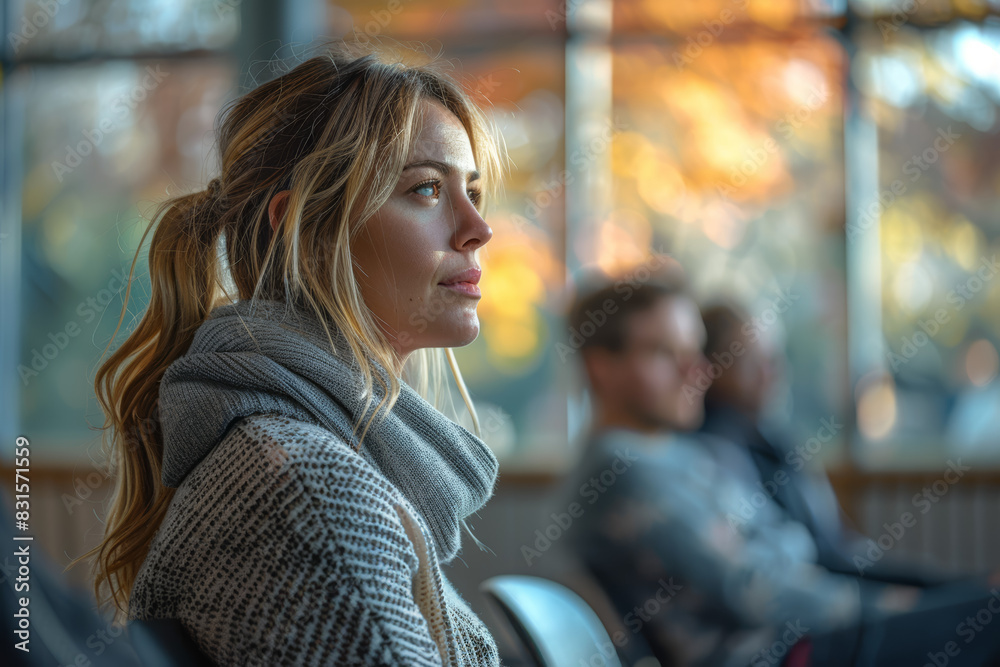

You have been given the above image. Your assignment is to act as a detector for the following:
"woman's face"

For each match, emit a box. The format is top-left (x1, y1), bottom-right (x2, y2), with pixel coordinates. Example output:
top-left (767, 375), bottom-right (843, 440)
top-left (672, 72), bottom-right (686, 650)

top-left (352, 98), bottom-right (492, 364)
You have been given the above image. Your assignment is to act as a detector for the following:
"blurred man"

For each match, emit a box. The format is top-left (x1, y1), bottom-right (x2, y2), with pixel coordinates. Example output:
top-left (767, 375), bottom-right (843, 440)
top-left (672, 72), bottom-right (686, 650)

top-left (555, 262), bottom-right (1000, 667)
top-left (698, 301), bottom-right (949, 587)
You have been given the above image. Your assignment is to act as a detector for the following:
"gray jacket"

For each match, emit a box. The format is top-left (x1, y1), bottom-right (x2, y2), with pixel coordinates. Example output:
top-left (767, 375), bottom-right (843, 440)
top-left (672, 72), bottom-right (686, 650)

top-left (559, 428), bottom-right (861, 667)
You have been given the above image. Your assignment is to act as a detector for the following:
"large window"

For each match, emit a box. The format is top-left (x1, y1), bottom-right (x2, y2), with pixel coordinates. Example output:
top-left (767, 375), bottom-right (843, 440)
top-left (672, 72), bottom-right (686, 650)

top-left (601, 11), bottom-right (850, 465)
top-left (2, 0), bottom-right (240, 462)
top-left (848, 14), bottom-right (1000, 467)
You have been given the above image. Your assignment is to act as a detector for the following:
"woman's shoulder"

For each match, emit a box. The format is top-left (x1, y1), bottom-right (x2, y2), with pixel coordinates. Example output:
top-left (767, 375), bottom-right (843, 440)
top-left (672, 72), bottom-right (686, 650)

top-left (209, 412), bottom-right (394, 491)
top-left (201, 413), bottom-right (421, 530)
top-left (144, 413), bottom-right (419, 568)
top-left (130, 413), bottom-right (459, 665)
top-left (132, 413), bottom-right (425, 613)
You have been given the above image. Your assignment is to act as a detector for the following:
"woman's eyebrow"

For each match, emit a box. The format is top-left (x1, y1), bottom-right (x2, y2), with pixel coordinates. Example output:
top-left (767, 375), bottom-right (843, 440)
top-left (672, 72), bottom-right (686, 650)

top-left (402, 159), bottom-right (480, 182)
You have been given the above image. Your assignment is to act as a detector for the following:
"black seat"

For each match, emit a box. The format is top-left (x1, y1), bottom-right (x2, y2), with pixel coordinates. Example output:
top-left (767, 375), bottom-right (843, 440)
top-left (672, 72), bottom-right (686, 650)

top-left (1, 495), bottom-right (215, 666)
top-left (127, 617), bottom-right (216, 666)
top-left (1, 495), bottom-right (142, 666)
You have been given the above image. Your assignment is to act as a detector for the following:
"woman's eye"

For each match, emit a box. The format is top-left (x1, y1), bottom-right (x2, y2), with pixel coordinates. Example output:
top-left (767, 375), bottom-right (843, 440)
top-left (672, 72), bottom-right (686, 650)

top-left (468, 190), bottom-right (482, 205)
top-left (413, 181), bottom-right (440, 198)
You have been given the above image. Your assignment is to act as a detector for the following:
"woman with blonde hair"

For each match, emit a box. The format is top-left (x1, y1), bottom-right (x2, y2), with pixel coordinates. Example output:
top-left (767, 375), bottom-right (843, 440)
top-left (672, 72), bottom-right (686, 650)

top-left (77, 41), bottom-right (505, 665)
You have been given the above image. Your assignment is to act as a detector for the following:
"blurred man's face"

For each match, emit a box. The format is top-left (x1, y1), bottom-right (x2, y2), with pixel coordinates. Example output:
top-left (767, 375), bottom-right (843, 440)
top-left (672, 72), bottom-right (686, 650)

top-left (593, 295), bottom-right (709, 432)
top-left (711, 329), bottom-right (779, 416)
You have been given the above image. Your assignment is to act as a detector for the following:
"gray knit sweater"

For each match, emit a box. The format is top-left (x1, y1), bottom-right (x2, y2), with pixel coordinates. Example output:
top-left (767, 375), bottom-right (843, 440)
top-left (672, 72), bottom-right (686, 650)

top-left (128, 299), bottom-right (501, 666)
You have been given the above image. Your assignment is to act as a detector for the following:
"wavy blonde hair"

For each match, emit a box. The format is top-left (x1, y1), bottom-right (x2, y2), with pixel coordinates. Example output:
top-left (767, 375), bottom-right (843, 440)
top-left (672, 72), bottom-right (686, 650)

top-left (73, 39), bottom-right (505, 622)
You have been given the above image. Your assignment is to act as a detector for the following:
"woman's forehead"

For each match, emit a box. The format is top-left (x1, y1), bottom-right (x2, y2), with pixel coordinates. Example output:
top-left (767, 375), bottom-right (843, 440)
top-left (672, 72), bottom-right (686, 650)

top-left (407, 100), bottom-right (476, 169)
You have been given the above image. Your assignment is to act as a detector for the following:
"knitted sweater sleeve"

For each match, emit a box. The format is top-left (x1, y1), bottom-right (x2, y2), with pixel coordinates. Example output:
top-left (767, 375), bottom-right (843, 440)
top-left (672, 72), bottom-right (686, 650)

top-left (129, 416), bottom-right (456, 666)
top-left (277, 436), bottom-right (450, 665)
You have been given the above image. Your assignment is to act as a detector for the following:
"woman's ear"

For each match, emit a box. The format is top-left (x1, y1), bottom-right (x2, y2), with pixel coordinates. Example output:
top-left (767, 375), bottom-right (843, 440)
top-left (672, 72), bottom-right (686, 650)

top-left (268, 190), bottom-right (291, 232)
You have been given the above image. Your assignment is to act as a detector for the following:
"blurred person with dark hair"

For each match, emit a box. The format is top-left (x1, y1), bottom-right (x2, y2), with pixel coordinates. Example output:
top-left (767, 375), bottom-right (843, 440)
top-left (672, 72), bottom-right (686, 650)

top-left (698, 300), bottom-right (949, 586)
top-left (553, 260), bottom-right (1000, 667)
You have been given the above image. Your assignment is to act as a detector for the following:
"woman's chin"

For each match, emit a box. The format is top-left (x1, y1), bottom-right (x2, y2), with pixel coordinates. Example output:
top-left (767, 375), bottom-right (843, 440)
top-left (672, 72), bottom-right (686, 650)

top-left (451, 325), bottom-right (480, 348)
top-left (405, 311), bottom-right (480, 349)
top-left (443, 316), bottom-right (481, 348)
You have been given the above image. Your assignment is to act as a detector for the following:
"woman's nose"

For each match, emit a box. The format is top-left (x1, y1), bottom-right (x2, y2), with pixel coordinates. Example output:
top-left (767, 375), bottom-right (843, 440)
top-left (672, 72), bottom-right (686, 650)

top-left (453, 196), bottom-right (492, 250)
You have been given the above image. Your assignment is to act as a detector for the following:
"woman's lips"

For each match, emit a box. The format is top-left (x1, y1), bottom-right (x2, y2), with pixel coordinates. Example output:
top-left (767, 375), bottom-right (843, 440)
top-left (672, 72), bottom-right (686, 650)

top-left (440, 281), bottom-right (481, 297)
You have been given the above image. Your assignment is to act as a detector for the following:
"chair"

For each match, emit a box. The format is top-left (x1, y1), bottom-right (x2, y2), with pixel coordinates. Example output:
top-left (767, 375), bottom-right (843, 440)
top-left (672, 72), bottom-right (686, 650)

top-left (0, 494), bottom-right (214, 666)
top-left (480, 575), bottom-right (623, 667)
top-left (547, 555), bottom-right (659, 665)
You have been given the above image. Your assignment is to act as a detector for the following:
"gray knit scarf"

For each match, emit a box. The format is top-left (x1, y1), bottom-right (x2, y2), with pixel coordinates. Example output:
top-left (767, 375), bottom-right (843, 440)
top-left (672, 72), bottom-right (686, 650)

top-left (156, 298), bottom-right (499, 564)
